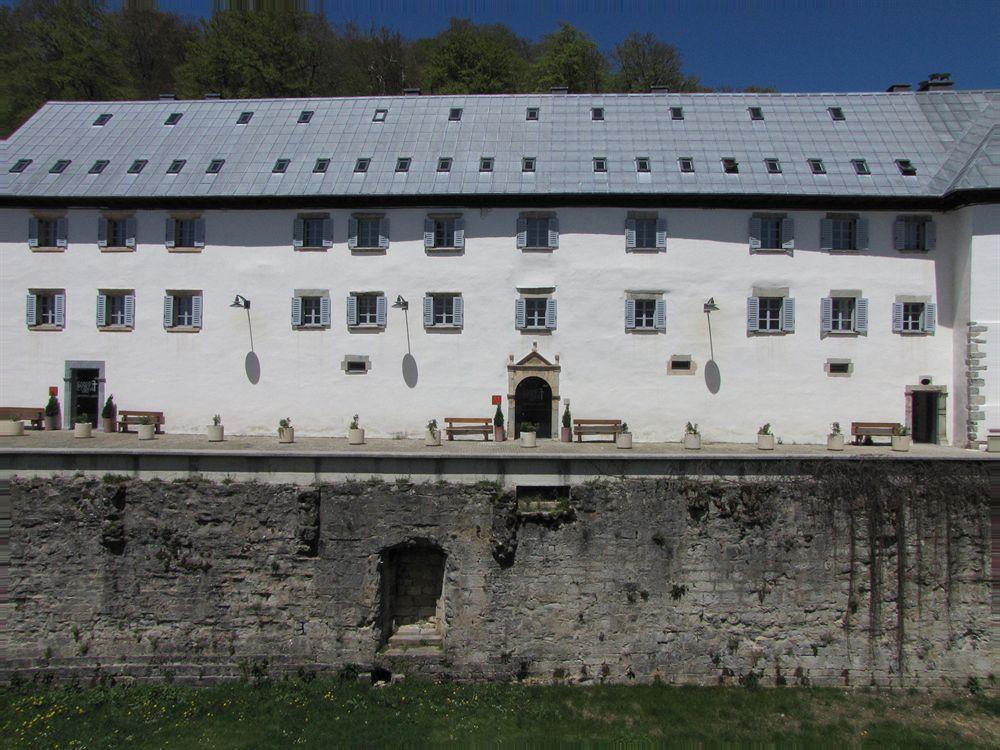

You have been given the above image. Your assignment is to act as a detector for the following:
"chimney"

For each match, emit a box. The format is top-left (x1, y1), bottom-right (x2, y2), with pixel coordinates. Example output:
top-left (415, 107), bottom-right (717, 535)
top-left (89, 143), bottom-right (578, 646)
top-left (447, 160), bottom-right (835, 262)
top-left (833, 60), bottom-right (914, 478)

top-left (650, 85), bottom-right (669, 94)
top-left (550, 86), bottom-right (569, 95)
top-left (204, 92), bottom-right (221, 99)
top-left (159, 93), bottom-right (175, 100)
top-left (918, 73), bottom-right (954, 91)
top-left (886, 83), bottom-right (912, 92)
top-left (403, 87), bottom-right (421, 96)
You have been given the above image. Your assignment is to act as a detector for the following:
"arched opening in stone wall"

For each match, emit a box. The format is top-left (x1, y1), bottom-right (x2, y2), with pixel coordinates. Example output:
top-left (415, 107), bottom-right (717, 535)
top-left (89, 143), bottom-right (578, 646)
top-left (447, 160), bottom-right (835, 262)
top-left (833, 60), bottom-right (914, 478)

top-left (378, 542), bottom-right (447, 652)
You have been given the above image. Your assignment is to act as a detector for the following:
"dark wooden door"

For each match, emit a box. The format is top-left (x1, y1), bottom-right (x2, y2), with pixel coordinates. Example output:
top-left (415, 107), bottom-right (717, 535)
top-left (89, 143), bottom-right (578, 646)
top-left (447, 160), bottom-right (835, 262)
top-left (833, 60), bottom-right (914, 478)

top-left (912, 391), bottom-right (938, 443)
top-left (515, 377), bottom-right (552, 438)
top-left (71, 368), bottom-right (100, 426)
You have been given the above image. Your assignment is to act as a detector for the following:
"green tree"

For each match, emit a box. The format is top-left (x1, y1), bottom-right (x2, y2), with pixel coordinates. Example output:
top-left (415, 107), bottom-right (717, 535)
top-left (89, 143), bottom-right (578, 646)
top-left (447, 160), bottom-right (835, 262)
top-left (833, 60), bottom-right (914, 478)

top-left (530, 22), bottom-right (608, 92)
top-left (333, 24), bottom-right (418, 96)
top-left (112, 5), bottom-right (196, 99)
top-left (417, 18), bottom-right (529, 94)
top-left (612, 32), bottom-right (699, 92)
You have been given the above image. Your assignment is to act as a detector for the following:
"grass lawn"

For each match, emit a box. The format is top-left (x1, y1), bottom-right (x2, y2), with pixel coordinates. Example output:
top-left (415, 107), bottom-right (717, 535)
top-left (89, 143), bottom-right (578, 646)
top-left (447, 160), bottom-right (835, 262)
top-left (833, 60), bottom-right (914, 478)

top-left (2, 678), bottom-right (997, 748)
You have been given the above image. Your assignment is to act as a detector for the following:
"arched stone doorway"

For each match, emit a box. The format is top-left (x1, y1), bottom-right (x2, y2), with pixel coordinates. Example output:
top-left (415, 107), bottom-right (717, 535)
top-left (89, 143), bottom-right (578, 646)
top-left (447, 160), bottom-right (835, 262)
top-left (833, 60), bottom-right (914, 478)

top-left (507, 344), bottom-right (560, 439)
top-left (515, 377), bottom-right (553, 438)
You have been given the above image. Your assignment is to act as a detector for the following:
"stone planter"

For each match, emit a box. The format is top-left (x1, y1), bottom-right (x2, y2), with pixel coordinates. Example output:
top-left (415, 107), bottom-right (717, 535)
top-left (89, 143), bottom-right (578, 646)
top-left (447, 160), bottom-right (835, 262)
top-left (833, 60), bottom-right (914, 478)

top-left (137, 424), bottom-right (156, 441)
top-left (101, 418), bottom-right (116, 434)
top-left (278, 427), bottom-right (295, 444)
top-left (988, 433), bottom-right (1000, 453)
top-left (73, 422), bottom-right (93, 439)
top-left (616, 432), bottom-right (633, 449)
top-left (891, 435), bottom-right (911, 452)
top-left (207, 425), bottom-right (225, 442)
top-left (757, 433), bottom-right (776, 450)
top-left (425, 430), bottom-right (441, 447)
top-left (0, 421), bottom-right (25, 437)
top-left (44, 414), bottom-right (60, 431)
top-left (348, 428), bottom-right (365, 445)
top-left (493, 426), bottom-right (506, 443)
top-left (560, 426), bottom-right (572, 442)
top-left (827, 434), bottom-right (845, 451)
top-left (520, 431), bottom-right (537, 448)
top-left (683, 433), bottom-right (702, 450)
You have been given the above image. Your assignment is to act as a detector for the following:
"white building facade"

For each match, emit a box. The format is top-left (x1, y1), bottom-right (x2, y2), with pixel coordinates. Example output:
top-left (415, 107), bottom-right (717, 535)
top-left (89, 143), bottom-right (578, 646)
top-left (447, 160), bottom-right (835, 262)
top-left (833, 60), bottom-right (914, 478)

top-left (1, 90), bottom-right (997, 445)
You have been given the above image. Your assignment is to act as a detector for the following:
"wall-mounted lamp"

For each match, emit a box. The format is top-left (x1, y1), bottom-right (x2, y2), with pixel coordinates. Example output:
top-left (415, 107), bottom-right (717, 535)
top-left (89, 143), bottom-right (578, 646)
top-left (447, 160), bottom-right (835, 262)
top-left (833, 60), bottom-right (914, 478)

top-left (392, 295), bottom-right (409, 311)
top-left (230, 294), bottom-right (251, 310)
top-left (703, 297), bottom-right (719, 313)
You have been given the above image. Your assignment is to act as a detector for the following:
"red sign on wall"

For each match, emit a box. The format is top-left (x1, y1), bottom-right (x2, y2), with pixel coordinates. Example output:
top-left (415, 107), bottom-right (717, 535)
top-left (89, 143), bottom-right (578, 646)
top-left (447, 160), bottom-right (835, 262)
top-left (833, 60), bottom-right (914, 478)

top-left (49, 386), bottom-right (58, 397)
top-left (491, 395), bottom-right (502, 406)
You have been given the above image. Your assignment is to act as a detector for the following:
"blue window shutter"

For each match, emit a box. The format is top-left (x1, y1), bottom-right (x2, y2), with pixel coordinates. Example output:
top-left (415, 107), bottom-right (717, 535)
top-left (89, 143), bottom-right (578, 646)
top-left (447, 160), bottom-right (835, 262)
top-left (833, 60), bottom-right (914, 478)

top-left (25, 294), bottom-right (37, 326)
top-left (322, 217), bottom-right (333, 247)
top-left (655, 218), bottom-right (667, 249)
top-left (820, 297), bottom-right (833, 333)
top-left (855, 297), bottom-right (869, 334)
top-left (746, 297), bottom-right (760, 332)
top-left (194, 218), bottom-right (205, 247)
top-left (346, 296), bottom-right (358, 326)
top-left (28, 217), bottom-right (39, 248)
top-left (378, 218), bottom-right (389, 249)
top-left (781, 218), bottom-right (795, 250)
top-left (98, 217), bottom-right (109, 247)
top-left (96, 294), bottom-right (107, 327)
top-left (654, 299), bottom-right (666, 331)
top-left (319, 296), bottom-right (330, 326)
top-left (923, 303), bottom-right (936, 333)
top-left (454, 218), bottom-right (465, 249)
top-left (516, 217), bottom-right (527, 249)
top-left (781, 297), bottom-right (795, 333)
top-left (892, 302), bottom-right (904, 333)
top-left (424, 218), bottom-right (435, 248)
top-left (515, 298), bottom-right (526, 329)
top-left (924, 221), bottom-right (936, 251)
top-left (192, 294), bottom-right (203, 329)
top-left (820, 219), bottom-right (833, 250)
top-left (125, 217), bottom-right (136, 248)
top-left (293, 218), bottom-right (305, 248)
top-left (545, 298), bottom-right (557, 329)
top-left (163, 295), bottom-right (174, 328)
top-left (625, 218), bottom-right (637, 250)
top-left (56, 217), bottom-right (68, 248)
top-left (749, 217), bottom-right (762, 250)
top-left (624, 299), bottom-right (636, 329)
top-left (376, 295), bottom-right (387, 326)
top-left (124, 294), bottom-right (135, 327)
top-left (54, 293), bottom-right (65, 327)
top-left (893, 220), bottom-right (906, 250)
top-left (453, 296), bottom-right (464, 327)
top-left (165, 218), bottom-right (176, 248)
top-left (856, 218), bottom-right (869, 250)
top-left (423, 295), bottom-right (434, 326)
top-left (548, 216), bottom-right (559, 248)
top-left (348, 217), bottom-right (358, 249)
top-left (291, 297), bottom-right (303, 327)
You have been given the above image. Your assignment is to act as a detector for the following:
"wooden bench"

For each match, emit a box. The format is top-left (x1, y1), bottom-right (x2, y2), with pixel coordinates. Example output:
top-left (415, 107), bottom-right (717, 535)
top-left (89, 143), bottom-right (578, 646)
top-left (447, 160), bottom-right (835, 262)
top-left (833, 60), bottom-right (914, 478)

top-left (573, 418), bottom-right (622, 442)
top-left (118, 410), bottom-right (165, 434)
top-left (444, 417), bottom-right (492, 441)
top-left (0, 407), bottom-right (45, 430)
top-left (851, 422), bottom-right (901, 445)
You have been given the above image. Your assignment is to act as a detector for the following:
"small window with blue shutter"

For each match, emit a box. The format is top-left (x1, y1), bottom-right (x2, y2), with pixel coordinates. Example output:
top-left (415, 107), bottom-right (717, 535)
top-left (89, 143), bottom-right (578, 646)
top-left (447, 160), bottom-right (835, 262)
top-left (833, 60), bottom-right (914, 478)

top-left (895, 215), bottom-right (935, 252)
top-left (348, 293), bottom-right (386, 329)
top-left (292, 293), bottom-right (330, 329)
top-left (98, 290), bottom-right (135, 329)
top-left (822, 296), bottom-right (864, 334)
top-left (895, 300), bottom-right (936, 334)
top-left (518, 213), bottom-right (557, 250)
top-left (517, 296), bottom-right (556, 331)
top-left (625, 295), bottom-right (666, 332)
top-left (294, 214), bottom-right (332, 250)
top-left (167, 216), bottom-right (204, 250)
top-left (748, 295), bottom-right (788, 333)
top-left (425, 215), bottom-right (464, 250)
top-left (750, 213), bottom-right (791, 252)
top-left (26, 289), bottom-right (65, 329)
top-left (350, 215), bottom-right (385, 250)
top-left (823, 214), bottom-right (865, 252)
top-left (424, 293), bottom-right (463, 329)
top-left (626, 212), bottom-right (666, 251)
top-left (99, 216), bottom-right (135, 250)
top-left (164, 291), bottom-right (203, 330)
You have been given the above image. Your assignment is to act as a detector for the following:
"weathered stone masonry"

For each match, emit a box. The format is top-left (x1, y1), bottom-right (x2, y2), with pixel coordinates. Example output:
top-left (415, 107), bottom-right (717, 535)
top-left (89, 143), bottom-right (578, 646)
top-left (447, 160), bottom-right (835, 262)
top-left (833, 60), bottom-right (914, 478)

top-left (2, 464), bottom-right (993, 687)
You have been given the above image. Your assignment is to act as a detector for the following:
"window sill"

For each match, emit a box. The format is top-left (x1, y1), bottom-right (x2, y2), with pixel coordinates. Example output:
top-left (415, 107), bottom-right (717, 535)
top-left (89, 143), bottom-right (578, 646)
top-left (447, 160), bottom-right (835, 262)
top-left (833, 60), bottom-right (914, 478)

top-left (28, 325), bottom-right (63, 332)
top-left (98, 326), bottom-right (134, 333)
top-left (101, 246), bottom-right (135, 253)
top-left (519, 327), bottom-right (553, 334)
top-left (351, 247), bottom-right (385, 254)
top-left (750, 330), bottom-right (790, 336)
top-left (626, 247), bottom-right (664, 253)
top-left (521, 247), bottom-right (555, 253)
top-left (165, 326), bottom-right (201, 333)
top-left (897, 331), bottom-right (932, 336)
top-left (293, 325), bottom-right (330, 331)
top-left (627, 328), bottom-right (664, 334)
top-left (348, 324), bottom-right (385, 332)
top-left (825, 330), bottom-right (860, 337)
top-left (827, 248), bottom-right (861, 254)
top-left (167, 247), bottom-right (202, 253)
top-left (426, 247), bottom-right (463, 254)
top-left (750, 248), bottom-right (793, 255)
top-left (898, 249), bottom-right (930, 254)
top-left (425, 324), bottom-right (463, 332)
top-left (30, 246), bottom-right (64, 253)
top-left (294, 246), bottom-right (328, 252)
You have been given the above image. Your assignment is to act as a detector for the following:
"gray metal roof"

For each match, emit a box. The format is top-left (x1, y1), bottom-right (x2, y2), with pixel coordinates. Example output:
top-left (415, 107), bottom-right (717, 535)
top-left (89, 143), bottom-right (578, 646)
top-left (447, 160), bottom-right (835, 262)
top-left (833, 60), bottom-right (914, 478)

top-left (2, 91), bottom-right (998, 201)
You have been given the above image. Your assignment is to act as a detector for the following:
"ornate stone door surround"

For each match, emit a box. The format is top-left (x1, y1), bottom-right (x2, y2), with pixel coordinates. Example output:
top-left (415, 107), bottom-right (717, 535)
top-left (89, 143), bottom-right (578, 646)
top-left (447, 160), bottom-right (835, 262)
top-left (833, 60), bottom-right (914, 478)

top-left (507, 342), bottom-right (561, 436)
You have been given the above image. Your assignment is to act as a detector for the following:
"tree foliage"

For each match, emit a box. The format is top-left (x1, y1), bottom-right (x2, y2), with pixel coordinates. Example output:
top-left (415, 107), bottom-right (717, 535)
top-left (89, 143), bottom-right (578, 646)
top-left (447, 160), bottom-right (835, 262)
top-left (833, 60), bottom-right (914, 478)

top-left (417, 18), bottom-right (529, 94)
top-left (531, 23), bottom-right (608, 92)
top-left (612, 32), bottom-right (700, 93)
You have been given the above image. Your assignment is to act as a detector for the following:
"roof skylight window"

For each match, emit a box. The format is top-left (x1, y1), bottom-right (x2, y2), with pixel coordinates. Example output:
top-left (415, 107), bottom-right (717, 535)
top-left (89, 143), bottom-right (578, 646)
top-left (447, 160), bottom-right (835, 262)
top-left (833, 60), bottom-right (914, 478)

top-left (9, 159), bottom-right (32, 173)
top-left (678, 157), bottom-right (695, 173)
top-left (206, 159), bottom-right (225, 174)
top-left (49, 160), bottom-right (71, 174)
top-left (373, 108), bottom-right (388, 122)
top-left (165, 112), bottom-right (182, 125)
top-left (479, 157), bottom-right (494, 172)
top-left (895, 159), bottom-right (917, 176)
top-left (852, 159), bottom-right (870, 175)
top-left (273, 158), bottom-right (290, 173)
top-left (128, 159), bottom-right (148, 174)
top-left (437, 157), bottom-right (453, 172)
top-left (808, 158), bottom-right (826, 174)
top-left (354, 158), bottom-right (370, 173)
top-left (93, 113), bottom-right (113, 126)
top-left (313, 158), bottom-right (330, 173)
top-left (828, 106), bottom-right (845, 121)
top-left (593, 157), bottom-right (608, 172)
top-left (448, 108), bottom-right (463, 121)
top-left (748, 106), bottom-right (764, 121)
top-left (670, 106), bottom-right (684, 120)
top-left (237, 111), bottom-right (253, 124)
top-left (89, 160), bottom-right (110, 174)
top-left (764, 158), bottom-right (782, 174)
top-left (298, 110), bottom-right (314, 124)
top-left (636, 157), bottom-right (651, 173)
top-left (591, 107), bottom-right (605, 121)
top-left (721, 157), bottom-right (739, 174)
top-left (526, 107), bottom-right (539, 121)
top-left (166, 159), bottom-right (186, 174)
top-left (522, 157), bottom-right (536, 173)
top-left (395, 157), bottom-right (411, 172)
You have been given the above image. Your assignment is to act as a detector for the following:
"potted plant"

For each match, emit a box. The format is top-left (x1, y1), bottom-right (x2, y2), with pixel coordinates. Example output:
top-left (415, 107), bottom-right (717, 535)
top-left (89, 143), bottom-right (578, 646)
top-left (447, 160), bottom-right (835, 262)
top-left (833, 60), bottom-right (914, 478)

top-left (616, 422), bottom-right (633, 449)
top-left (0, 415), bottom-right (25, 437)
top-left (561, 404), bottom-right (572, 442)
top-left (493, 404), bottom-right (506, 442)
top-left (73, 413), bottom-right (93, 439)
top-left (207, 414), bottom-right (224, 442)
top-left (683, 422), bottom-right (702, 450)
top-left (891, 424), bottom-right (911, 452)
top-left (348, 414), bottom-right (365, 445)
top-left (827, 422), bottom-right (845, 451)
top-left (278, 417), bottom-right (294, 444)
top-left (100, 395), bottom-right (116, 433)
top-left (425, 419), bottom-right (441, 447)
top-left (44, 395), bottom-right (60, 430)
top-left (137, 415), bottom-right (156, 441)
top-left (757, 423), bottom-right (775, 450)
top-left (519, 421), bottom-right (538, 448)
